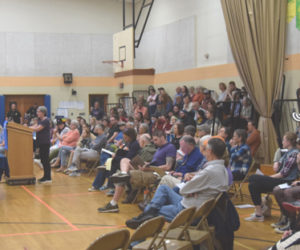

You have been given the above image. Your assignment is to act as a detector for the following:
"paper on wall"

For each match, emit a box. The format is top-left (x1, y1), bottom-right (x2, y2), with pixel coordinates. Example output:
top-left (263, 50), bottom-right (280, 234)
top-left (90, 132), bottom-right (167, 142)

top-left (57, 108), bottom-right (68, 117)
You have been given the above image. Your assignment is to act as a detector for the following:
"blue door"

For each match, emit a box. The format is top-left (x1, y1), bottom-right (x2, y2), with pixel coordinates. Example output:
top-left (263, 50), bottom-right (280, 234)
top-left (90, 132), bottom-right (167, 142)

top-left (44, 95), bottom-right (51, 118)
top-left (0, 95), bottom-right (5, 126)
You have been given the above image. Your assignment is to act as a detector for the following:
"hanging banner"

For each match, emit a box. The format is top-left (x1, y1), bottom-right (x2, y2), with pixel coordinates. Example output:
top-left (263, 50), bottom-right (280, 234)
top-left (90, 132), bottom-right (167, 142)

top-left (287, 0), bottom-right (300, 30)
top-left (287, 0), bottom-right (296, 23)
top-left (297, 0), bottom-right (300, 30)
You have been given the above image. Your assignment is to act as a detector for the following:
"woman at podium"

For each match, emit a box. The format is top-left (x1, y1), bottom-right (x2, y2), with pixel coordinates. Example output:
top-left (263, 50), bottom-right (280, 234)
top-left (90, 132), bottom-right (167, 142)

top-left (30, 106), bottom-right (51, 183)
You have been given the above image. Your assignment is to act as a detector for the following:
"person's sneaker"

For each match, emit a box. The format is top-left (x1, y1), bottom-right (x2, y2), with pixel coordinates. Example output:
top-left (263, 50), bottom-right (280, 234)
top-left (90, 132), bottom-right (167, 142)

top-left (274, 222), bottom-right (290, 234)
top-left (69, 171), bottom-right (81, 177)
top-left (245, 214), bottom-right (264, 222)
top-left (106, 189), bottom-right (115, 196)
top-left (67, 164), bottom-right (78, 172)
top-left (38, 177), bottom-right (52, 184)
top-left (97, 165), bottom-right (106, 170)
top-left (88, 186), bottom-right (99, 192)
top-left (271, 215), bottom-right (288, 228)
top-left (99, 185), bottom-right (108, 191)
top-left (125, 209), bottom-right (157, 229)
top-left (98, 202), bottom-right (119, 213)
top-left (109, 172), bottom-right (130, 184)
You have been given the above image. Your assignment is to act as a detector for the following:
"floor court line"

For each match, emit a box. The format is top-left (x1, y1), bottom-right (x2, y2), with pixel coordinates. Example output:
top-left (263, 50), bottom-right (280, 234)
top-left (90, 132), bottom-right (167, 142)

top-left (234, 241), bottom-right (256, 250)
top-left (46, 192), bottom-right (100, 198)
top-left (21, 185), bottom-right (79, 231)
top-left (238, 210), bottom-right (280, 219)
top-left (236, 236), bottom-right (276, 244)
top-left (0, 225), bottom-right (125, 238)
top-left (0, 221), bottom-right (121, 227)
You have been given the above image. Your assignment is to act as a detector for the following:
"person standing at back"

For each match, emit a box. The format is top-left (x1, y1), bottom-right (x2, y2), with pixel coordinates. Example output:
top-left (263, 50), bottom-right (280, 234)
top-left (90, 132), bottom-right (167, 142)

top-left (30, 106), bottom-right (51, 183)
top-left (246, 121), bottom-right (261, 157)
top-left (6, 102), bottom-right (22, 124)
top-left (90, 101), bottom-right (104, 121)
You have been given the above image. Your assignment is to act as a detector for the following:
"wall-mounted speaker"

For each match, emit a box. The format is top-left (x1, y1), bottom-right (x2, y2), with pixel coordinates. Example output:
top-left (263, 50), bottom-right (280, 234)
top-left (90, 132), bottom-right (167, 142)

top-left (63, 73), bottom-right (73, 84)
top-left (71, 89), bottom-right (77, 96)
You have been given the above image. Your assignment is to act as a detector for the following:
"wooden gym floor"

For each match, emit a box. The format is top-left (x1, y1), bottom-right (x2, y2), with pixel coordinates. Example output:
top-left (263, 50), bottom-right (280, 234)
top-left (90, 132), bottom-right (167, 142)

top-left (0, 166), bottom-right (283, 250)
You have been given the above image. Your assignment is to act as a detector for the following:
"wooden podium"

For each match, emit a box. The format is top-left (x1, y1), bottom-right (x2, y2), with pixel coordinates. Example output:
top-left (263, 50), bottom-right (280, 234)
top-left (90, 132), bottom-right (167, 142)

top-left (6, 122), bottom-right (36, 185)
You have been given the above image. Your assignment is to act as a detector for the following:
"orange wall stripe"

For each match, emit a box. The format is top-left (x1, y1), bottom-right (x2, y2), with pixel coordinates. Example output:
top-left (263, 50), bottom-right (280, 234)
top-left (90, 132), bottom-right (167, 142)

top-left (154, 63), bottom-right (239, 84)
top-left (0, 76), bottom-right (116, 87)
top-left (284, 53), bottom-right (300, 71)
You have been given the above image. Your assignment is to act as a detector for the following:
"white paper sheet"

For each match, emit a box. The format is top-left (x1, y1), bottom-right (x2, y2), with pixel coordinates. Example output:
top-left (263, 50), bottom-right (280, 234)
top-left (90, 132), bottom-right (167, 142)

top-left (56, 108), bottom-right (68, 117)
top-left (278, 183), bottom-right (291, 189)
top-left (176, 182), bottom-right (186, 189)
top-left (235, 204), bottom-right (255, 209)
top-left (58, 101), bottom-right (85, 110)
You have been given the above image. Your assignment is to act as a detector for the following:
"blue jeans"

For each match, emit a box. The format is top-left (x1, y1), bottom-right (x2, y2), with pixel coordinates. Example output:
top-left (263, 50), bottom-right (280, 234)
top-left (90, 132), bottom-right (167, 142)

top-left (58, 146), bottom-right (74, 167)
top-left (0, 155), bottom-right (10, 180)
top-left (100, 152), bottom-right (111, 166)
top-left (92, 170), bottom-right (109, 189)
top-left (92, 153), bottom-right (111, 188)
top-left (0, 146), bottom-right (5, 155)
top-left (145, 185), bottom-right (184, 222)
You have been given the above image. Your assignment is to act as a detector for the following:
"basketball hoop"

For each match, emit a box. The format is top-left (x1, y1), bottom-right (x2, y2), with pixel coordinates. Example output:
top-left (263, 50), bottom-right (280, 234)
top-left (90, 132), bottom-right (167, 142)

top-left (102, 60), bottom-right (124, 68)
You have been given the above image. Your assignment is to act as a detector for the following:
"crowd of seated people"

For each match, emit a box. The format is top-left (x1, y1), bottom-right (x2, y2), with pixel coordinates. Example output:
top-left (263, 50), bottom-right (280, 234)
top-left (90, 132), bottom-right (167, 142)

top-left (3, 81), bottom-right (299, 249)
top-left (3, 82), bottom-right (262, 187)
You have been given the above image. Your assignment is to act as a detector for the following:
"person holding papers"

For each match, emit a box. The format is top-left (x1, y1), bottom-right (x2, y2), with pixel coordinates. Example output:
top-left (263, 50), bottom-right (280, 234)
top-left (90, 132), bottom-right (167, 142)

top-left (96, 134), bottom-right (156, 212)
top-left (125, 137), bottom-right (229, 228)
top-left (245, 132), bottom-right (299, 222)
